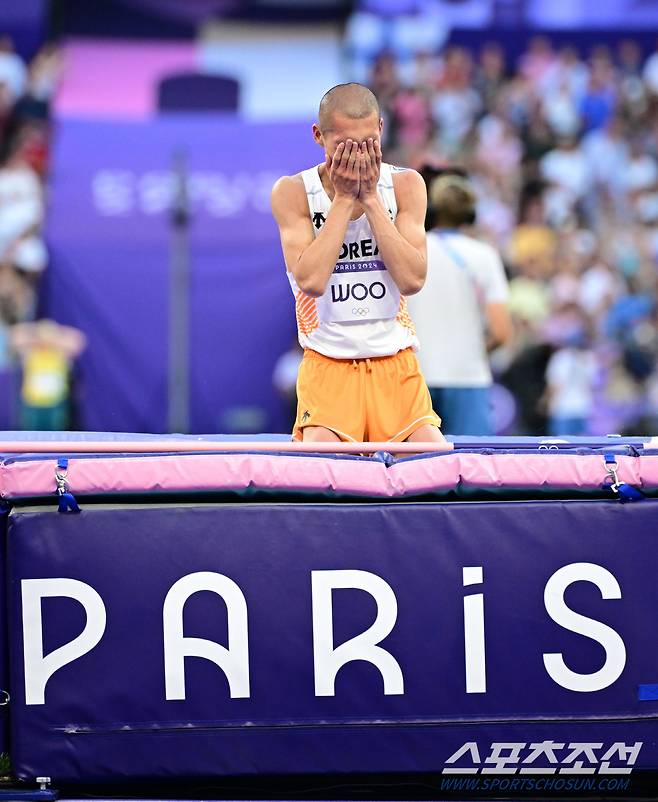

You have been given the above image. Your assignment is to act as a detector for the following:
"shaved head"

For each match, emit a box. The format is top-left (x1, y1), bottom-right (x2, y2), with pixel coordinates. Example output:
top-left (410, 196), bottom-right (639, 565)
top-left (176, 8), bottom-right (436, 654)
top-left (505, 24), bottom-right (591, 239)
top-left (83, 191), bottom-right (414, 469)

top-left (319, 83), bottom-right (380, 132)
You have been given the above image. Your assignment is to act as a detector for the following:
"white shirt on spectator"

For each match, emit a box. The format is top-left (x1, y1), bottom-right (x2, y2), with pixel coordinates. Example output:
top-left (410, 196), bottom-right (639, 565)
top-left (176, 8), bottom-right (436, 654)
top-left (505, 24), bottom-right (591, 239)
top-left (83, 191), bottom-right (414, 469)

top-left (625, 154), bottom-right (658, 193)
top-left (540, 59), bottom-right (589, 104)
top-left (12, 235), bottom-right (47, 273)
top-left (546, 347), bottom-right (596, 418)
top-left (643, 50), bottom-right (658, 95)
top-left (0, 51), bottom-right (27, 101)
top-left (542, 88), bottom-right (580, 137)
top-left (408, 229), bottom-right (509, 387)
top-left (432, 88), bottom-right (481, 146)
top-left (582, 129), bottom-right (628, 193)
top-left (579, 263), bottom-right (621, 315)
top-left (0, 165), bottom-right (43, 258)
top-left (540, 146), bottom-right (591, 199)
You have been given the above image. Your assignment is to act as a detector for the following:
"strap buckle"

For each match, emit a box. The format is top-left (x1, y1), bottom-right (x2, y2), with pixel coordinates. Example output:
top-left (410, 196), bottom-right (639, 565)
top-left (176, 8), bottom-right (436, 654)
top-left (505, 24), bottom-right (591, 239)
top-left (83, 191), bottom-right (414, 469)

top-left (55, 470), bottom-right (69, 496)
top-left (606, 464), bottom-right (621, 494)
top-left (604, 453), bottom-right (621, 493)
top-left (55, 458), bottom-right (81, 514)
top-left (603, 452), bottom-right (645, 502)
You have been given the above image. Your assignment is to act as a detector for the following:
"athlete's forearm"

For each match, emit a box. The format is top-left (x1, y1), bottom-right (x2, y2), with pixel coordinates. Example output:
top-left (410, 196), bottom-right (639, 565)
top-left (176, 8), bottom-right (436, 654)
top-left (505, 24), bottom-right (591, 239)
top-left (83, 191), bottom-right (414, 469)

top-left (361, 195), bottom-right (426, 295)
top-left (294, 195), bottom-right (354, 297)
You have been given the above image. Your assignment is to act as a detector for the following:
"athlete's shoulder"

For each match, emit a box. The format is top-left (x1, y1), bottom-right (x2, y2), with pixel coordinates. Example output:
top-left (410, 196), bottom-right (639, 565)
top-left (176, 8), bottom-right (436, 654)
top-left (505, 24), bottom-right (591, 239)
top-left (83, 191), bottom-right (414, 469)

top-left (389, 165), bottom-right (426, 193)
top-left (271, 171), bottom-right (305, 196)
top-left (388, 163), bottom-right (415, 174)
top-left (271, 172), bottom-right (307, 219)
top-left (388, 165), bottom-right (426, 211)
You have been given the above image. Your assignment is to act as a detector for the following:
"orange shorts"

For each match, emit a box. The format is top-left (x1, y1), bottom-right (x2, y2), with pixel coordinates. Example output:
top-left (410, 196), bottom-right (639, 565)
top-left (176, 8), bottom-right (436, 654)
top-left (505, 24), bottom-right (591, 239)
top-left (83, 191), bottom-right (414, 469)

top-left (293, 348), bottom-right (441, 442)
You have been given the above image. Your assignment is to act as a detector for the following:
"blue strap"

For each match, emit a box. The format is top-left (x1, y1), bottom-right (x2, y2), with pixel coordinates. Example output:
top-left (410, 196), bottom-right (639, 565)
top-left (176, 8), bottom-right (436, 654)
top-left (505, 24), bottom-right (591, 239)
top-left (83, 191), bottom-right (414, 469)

top-left (638, 683), bottom-right (658, 701)
top-left (57, 492), bottom-right (80, 514)
top-left (437, 230), bottom-right (469, 270)
top-left (617, 483), bottom-right (646, 502)
top-left (603, 452), bottom-right (645, 502)
top-left (372, 451), bottom-right (396, 467)
top-left (55, 458), bottom-right (81, 514)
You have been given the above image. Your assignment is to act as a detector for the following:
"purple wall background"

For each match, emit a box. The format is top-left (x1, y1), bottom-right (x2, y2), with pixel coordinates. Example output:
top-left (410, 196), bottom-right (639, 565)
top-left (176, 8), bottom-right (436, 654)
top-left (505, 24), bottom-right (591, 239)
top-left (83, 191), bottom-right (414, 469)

top-left (45, 115), bottom-right (321, 433)
top-left (0, 0), bottom-right (47, 59)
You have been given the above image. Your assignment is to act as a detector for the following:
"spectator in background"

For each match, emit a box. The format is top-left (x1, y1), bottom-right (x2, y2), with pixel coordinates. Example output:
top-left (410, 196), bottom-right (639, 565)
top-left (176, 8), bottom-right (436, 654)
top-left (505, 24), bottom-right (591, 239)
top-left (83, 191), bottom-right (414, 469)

top-left (368, 52), bottom-right (400, 110)
top-left (544, 322), bottom-right (597, 436)
top-left (364, 32), bottom-right (658, 435)
top-left (542, 76), bottom-right (581, 138)
top-left (431, 47), bottom-right (481, 155)
top-left (540, 135), bottom-right (591, 206)
top-left (582, 115), bottom-right (628, 204)
top-left (624, 135), bottom-right (657, 195)
top-left (474, 42), bottom-right (507, 112)
top-left (15, 43), bottom-right (62, 122)
top-left (0, 36), bottom-right (60, 411)
top-left (345, 0), bottom-right (449, 84)
top-left (10, 320), bottom-right (86, 431)
top-left (579, 255), bottom-right (622, 320)
top-left (0, 138), bottom-right (44, 266)
top-left (0, 37), bottom-right (26, 106)
top-left (272, 340), bottom-right (303, 432)
top-left (617, 39), bottom-right (646, 117)
top-left (642, 37), bottom-right (658, 97)
top-left (389, 84), bottom-right (433, 162)
top-left (580, 57), bottom-right (617, 133)
top-left (408, 173), bottom-right (512, 435)
top-left (474, 95), bottom-right (523, 189)
top-left (540, 45), bottom-right (589, 103)
top-left (508, 188), bottom-right (556, 278)
top-left (0, 258), bottom-right (35, 331)
top-left (518, 36), bottom-right (555, 85)
top-left (521, 110), bottom-right (555, 175)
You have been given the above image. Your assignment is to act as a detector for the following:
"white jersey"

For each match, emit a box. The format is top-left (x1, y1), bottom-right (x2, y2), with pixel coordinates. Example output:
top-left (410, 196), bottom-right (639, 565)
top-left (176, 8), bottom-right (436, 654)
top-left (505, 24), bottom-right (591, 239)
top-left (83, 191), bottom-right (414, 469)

top-left (288, 162), bottom-right (418, 359)
top-left (407, 229), bottom-right (509, 387)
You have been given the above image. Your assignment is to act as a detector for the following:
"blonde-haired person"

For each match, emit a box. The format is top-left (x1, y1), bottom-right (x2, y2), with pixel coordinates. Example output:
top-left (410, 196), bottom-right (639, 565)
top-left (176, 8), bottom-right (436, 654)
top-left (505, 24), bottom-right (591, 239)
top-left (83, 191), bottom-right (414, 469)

top-left (408, 173), bottom-right (512, 435)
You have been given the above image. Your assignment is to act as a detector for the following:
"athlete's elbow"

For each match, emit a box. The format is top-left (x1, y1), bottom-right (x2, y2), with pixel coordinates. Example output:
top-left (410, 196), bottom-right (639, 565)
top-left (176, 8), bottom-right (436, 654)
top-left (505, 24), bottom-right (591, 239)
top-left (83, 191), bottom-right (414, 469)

top-left (296, 277), bottom-right (327, 297)
top-left (301, 285), bottom-right (325, 298)
top-left (400, 275), bottom-right (425, 295)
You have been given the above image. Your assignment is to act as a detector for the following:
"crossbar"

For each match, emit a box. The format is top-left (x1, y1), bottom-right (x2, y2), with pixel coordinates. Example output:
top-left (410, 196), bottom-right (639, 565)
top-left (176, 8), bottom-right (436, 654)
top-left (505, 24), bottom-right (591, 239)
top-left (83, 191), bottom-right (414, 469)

top-left (0, 441), bottom-right (454, 455)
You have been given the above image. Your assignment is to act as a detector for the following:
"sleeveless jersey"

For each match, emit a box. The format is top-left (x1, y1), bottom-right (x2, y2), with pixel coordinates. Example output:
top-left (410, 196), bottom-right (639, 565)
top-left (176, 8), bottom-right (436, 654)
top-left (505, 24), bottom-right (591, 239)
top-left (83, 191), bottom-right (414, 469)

top-left (287, 162), bottom-right (418, 359)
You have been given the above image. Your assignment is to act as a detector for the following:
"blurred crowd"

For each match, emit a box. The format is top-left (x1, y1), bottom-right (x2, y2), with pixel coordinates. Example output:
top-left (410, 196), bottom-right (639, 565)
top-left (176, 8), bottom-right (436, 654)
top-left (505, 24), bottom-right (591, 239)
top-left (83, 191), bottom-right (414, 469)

top-left (0, 35), bottom-right (60, 359)
top-left (367, 36), bottom-right (658, 435)
top-left (6, 21), bottom-right (658, 436)
top-left (0, 36), bottom-right (85, 431)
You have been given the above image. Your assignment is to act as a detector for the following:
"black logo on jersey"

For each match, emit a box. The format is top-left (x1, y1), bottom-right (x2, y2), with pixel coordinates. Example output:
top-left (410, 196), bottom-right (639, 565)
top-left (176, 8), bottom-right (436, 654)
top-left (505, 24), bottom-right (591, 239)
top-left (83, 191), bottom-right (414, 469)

top-left (313, 212), bottom-right (325, 229)
top-left (301, 410), bottom-right (311, 423)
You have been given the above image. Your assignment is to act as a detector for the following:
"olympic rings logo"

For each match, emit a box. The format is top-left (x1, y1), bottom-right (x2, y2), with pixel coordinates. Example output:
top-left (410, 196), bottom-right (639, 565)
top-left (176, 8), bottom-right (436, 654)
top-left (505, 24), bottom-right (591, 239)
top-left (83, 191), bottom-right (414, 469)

top-left (352, 307), bottom-right (370, 316)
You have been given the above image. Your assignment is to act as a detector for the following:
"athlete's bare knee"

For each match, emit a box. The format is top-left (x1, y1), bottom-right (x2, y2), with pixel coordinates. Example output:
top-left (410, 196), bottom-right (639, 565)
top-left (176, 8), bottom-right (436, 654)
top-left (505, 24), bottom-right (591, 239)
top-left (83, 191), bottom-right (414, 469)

top-left (405, 424), bottom-right (447, 444)
top-left (396, 424), bottom-right (449, 457)
top-left (302, 426), bottom-right (341, 442)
